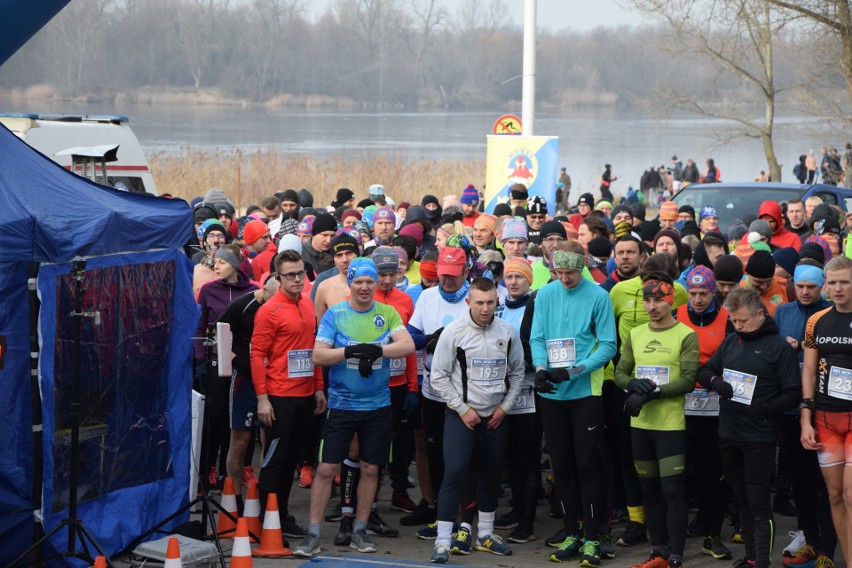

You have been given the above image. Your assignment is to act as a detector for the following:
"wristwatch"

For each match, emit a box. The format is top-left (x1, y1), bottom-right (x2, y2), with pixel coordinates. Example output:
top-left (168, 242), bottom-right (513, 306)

top-left (799, 398), bottom-right (815, 411)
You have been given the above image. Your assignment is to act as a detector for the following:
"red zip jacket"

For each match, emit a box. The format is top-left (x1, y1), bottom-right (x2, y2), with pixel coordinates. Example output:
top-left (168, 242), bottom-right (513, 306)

top-left (375, 286), bottom-right (418, 392)
top-left (250, 289), bottom-right (323, 397)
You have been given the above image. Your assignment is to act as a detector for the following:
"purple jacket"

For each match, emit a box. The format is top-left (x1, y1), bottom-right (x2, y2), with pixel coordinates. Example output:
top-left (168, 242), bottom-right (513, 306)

top-left (195, 270), bottom-right (258, 361)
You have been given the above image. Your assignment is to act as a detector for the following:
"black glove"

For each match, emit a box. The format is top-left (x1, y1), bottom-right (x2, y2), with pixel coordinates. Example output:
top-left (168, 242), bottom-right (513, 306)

top-left (425, 327), bottom-right (445, 354)
top-left (551, 368), bottom-right (571, 383)
top-left (624, 393), bottom-right (652, 417)
top-left (534, 369), bottom-right (556, 394)
top-left (344, 343), bottom-right (383, 360)
top-left (710, 376), bottom-right (734, 400)
top-left (746, 402), bottom-right (769, 421)
top-left (358, 357), bottom-right (374, 378)
top-left (627, 378), bottom-right (657, 395)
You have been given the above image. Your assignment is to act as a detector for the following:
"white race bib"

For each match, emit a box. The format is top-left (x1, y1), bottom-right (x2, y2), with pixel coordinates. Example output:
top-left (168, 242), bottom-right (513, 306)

top-left (637, 365), bottom-right (670, 386)
top-left (288, 349), bottom-right (314, 378)
top-left (510, 386), bottom-right (537, 415)
top-left (390, 357), bottom-right (406, 377)
top-left (827, 365), bottom-right (852, 402)
top-left (547, 338), bottom-right (576, 368)
top-left (471, 358), bottom-right (507, 383)
top-left (416, 349), bottom-right (425, 374)
top-left (723, 368), bottom-right (758, 405)
top-left (684, 388), bottom-right (720, 416)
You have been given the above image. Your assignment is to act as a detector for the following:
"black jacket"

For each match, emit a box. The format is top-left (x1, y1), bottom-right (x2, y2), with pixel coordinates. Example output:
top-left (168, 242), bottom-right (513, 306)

top-left (697, 316), bottom-right (800, 442)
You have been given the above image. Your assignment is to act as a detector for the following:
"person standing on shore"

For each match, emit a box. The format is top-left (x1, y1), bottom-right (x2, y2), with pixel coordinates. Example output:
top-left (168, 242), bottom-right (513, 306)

top-left (600, 164), bottom-right (617, 203)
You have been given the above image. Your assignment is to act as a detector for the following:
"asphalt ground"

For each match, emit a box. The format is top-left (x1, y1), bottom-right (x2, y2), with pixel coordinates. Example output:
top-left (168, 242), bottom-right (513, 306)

top-left (111, 453), bottom-right (809, 568)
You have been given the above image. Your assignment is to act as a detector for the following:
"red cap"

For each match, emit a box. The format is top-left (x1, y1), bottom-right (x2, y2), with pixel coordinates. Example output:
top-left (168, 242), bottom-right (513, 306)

top-left (437, 247), bottom-right (466, 276)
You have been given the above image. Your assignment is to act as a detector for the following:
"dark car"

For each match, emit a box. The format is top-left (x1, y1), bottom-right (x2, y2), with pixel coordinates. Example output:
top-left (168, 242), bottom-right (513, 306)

top-left (671, 182), bottom-right (852, 230)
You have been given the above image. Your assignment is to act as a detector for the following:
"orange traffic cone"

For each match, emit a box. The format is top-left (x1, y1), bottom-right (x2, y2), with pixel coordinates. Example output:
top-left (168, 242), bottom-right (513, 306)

top-left (253, 493), bottom-right (292, 557)
top-left (212, 476), bottom-right (238, 538)
top-left (93, 557), bottom-right (107, 568)
top-left (164, 537), bottom-right (183, 568)
top-left (243, 480), bottom-right (262, 542)
top-left (231, 517), bottom-right (254, 568)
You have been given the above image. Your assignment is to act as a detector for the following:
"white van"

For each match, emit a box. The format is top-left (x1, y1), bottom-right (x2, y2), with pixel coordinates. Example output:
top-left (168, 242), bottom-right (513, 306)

top-left (0, 113), bottom-right (158, 195)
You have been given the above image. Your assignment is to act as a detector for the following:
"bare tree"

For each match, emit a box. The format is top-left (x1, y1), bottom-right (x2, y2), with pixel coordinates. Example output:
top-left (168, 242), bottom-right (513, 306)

top-left (47, 0), bottom-right (115, 91)
top-left (403, 0), bottom-right (448, 107)
top-left (623, 0), bottom-right (791, 181)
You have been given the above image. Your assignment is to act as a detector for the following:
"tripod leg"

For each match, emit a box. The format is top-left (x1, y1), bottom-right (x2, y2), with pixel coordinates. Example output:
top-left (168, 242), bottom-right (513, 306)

top-left (202, 492), bottom-right (228, 568)
top-left (7, 520), bottom-right (69, 567)
top-left (75, 521), bottom-right (113, 567)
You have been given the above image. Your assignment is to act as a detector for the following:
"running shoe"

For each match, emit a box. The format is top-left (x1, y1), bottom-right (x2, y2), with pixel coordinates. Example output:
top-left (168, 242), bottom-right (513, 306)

top-left (334, 516), bottom-right (353, 546)
top-left (617, 521), bottom-right (648, 546)
top-left (782, 545), bottom-right (819, 568)
top-left (391, 492), bottom-right (418, 513)
top-left (494, 510), bottom-right (521, 530)
top-left (243, 465), bottom-right (258, 485)
top-left (282, 515), bottom-right (307, 538)
top-left (687, 515), bottom-right (705, 538)
top-left (773, 496), bottom-right (798, 517)
top-left (814, 555), bottom-right (835, 568)
top-left (630, 550), bottom-right (669, 568)
top-left (669, 559), bottom-right (683, 568)
top-left (732, 558), bottom-right (755, 568)
top-left (579, 540), bottom-right (601, 567)
top-left (507, 523), bottom-right (535, 544)
top-left (730, 529), bottom-right (745, 544)
top-left (545, 527), bottom-right (571, 548)
top-left (783, 531), bottom-right (807, 557)
top-left (208, 466), bottom-right (218, 487)
top-left (599, 532), bottom-right (616, 559)
top-left (549, 535), bottom-right (582, 563)
top-left (702, 536), bottom-right (732, 560)
top-left (416, 521), bottom-right (439, 540)
top-left (351, 530), bottom-right (377, 553)
top-left (401, 500), bottom-right (438, 526)
top-left (299, 463), bottom-right (314, 488)
top-left (474, 533), bottom-right (512, 556)
top-left (367, 511), bottom-right (399, 537)
top-left (293, 534), bottom-right (321, 558)
top-left (450, 526), bottom-right (472, 555)
top-left (430, 545), bottom-right (450, 564)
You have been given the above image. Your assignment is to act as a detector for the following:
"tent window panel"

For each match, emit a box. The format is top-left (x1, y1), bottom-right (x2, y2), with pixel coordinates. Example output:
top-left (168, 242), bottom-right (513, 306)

top-left (52, 260), bottom-right (176, 512)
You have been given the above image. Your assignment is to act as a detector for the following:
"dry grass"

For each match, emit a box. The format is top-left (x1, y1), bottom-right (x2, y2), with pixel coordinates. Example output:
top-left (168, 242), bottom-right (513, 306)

top-left (149, 149), bottom-right (487, 210)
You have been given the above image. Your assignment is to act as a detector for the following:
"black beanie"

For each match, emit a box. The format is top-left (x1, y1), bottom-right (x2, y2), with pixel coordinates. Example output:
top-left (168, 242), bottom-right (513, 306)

top-left (357, 198), bottom-right (374, 209)
top-left (799, 242), bottom-right (826, 265)
top-left (280, 189), bottom-right (299, 204)
top-left (588, 236), bottom-right (613, 259)
top-left (330, 234), bottom-right (359, 255)
top-left (713, 254), bottom-right (744, 282)
top-left (539, 220), bottom-right (567, 240)
top-left (312, 213), bottom-right (338, 236)
top-left (746, 250), bottom-right (775, 279)
top-left (511, 183), bottom-right (529, 200)
top-left (298, 189), bottom-right (314, 208)
top-left (610, 205), bottom-right (632, 221)
top-left (333, 187), bottom-right (355, 207)
top-left (493, 203), bottom-right (513, 217)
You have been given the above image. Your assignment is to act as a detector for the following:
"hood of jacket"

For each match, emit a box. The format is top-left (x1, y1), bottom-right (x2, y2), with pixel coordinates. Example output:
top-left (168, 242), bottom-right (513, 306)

top-left (758, 200), bottom-right (784, 235)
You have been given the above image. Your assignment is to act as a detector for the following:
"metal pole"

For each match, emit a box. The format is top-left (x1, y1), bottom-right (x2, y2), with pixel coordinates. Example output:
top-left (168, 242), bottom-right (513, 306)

top-left (522, 0), bottom-right (536, 136)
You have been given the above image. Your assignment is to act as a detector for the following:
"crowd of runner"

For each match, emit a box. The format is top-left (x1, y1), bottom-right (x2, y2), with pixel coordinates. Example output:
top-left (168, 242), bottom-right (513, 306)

top-left (186, 181), bottom-right (852, 568)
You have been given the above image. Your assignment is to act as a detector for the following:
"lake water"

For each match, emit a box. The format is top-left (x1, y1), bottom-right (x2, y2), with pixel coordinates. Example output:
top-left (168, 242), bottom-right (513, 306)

top-left (3, 100), bottom-right (839, 202)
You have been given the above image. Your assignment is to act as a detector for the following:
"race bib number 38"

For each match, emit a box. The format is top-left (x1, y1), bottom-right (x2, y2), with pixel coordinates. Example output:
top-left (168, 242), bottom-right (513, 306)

top-left (472, 358), bottom-right (507, 382)
top-left (547, 338), bottom-right (575, 368)
top-left (288, 349), bottom-right (314, 378)
top-left (828, 365), bottom-right (852, 402)
top-left (723, 368), bottom-right (758, 405)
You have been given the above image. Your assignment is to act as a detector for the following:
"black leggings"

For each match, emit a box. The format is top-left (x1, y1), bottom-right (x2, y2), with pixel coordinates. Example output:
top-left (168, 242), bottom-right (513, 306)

top-left (778, 414), bottom-right (837, 558)
top-left (507, 411), bottom-right (543, 525)
top-left (632, 428), bottom-right (688, 557)
top-left (685, 415), bottom-right (730, 537)
top-left (389, 385), bottom-right (413, 495)
top-left (603, 381), bottom-right (643, 511)
top-left (538, 395), bottom-right (607, 540)
top-left (421, 396), bottom-right (446, 498)
top-left (720, 438), bottom-right (776, 568)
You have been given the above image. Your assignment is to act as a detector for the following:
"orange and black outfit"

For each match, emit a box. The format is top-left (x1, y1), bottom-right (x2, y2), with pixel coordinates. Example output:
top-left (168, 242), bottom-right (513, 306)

top-left (251, 289), bottom-right (323, 516)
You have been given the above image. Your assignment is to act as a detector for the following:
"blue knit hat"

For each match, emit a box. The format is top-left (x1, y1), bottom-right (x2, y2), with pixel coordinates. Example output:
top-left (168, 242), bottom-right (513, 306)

top-left (461, 185), bottom-right (480, 205)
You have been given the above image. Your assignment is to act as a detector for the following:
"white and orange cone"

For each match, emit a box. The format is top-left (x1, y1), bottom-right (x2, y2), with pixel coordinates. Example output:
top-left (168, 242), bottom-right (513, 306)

top-left (212, 476), bottom-right (238, 538)
top-left (93, 557), bottom-right (107, 568)
top-left (243, 480), bottom-right (262, 542)
top-left (231, 518), bottom-right (254, 568)
top-left (164, 537), bottom-right (183, 568)
top-left (252, 493), bottom-right (292, 557)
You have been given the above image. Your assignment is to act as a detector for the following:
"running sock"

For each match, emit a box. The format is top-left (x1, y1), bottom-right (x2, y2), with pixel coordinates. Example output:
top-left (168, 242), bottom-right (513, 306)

top-left (628, 505), bottom-right (646, 524)
top-left (477, 510), bottom-right (495, 538)
top-left (308, 523), bottom-right (321, 538)
top-left (436, 520), bottom-right (454, 549)
top-left (353, 519), bottom-right (368, 533)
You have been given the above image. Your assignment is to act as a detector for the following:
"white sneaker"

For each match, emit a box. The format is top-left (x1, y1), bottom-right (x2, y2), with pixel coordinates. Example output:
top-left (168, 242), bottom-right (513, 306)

top-left (783, 530), bottom-right (806, 557)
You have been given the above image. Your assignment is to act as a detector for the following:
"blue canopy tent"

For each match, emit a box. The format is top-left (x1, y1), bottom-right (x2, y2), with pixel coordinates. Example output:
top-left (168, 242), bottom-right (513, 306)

top-left (0, 0), bottom-right (71, 66)
top-left (0, 122), bottom-right (198, 566)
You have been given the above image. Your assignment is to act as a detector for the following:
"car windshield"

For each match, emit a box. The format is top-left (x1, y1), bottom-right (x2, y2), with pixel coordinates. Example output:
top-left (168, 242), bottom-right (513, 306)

top-left (672, 186), bottom-right (803, 231)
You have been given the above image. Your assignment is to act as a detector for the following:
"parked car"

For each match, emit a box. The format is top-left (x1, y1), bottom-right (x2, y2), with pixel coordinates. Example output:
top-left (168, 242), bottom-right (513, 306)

top-left (671, 182), bottom-right (852, 229)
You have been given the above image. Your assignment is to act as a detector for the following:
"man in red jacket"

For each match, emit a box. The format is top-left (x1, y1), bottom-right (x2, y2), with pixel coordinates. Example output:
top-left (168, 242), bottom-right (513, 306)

top-left (251, 249), bottom-right (326, 536)
top-left (758, 200), bottom-right (801, 251)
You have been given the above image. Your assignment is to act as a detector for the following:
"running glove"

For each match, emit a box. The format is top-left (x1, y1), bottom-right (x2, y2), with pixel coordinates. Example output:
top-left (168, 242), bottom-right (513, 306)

top-left (709, 376), bottom-right (734, 400)
top-left (627, 377), bottom-right (657, 395)
top-left (344, 343), bottom-right (383, 378)
top-left (534, 369), bottom-right (556, 394)
top-left (425, 327), bottom-right (445, 354)
top-left (624, 393), bottom-right (652, 417)
top-left (403, 391), bottom-right (420, 416)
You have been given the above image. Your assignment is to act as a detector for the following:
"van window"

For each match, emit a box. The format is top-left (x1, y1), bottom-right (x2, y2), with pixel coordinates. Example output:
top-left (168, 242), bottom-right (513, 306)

top-left (814, 191), bottom-right (837, 206)
top-left (107, 176), bottom-right (147, 194)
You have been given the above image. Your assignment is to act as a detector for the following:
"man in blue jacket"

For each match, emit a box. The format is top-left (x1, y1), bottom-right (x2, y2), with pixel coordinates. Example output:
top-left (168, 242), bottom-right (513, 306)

top-left (529, 240), bottom-right (618, 566)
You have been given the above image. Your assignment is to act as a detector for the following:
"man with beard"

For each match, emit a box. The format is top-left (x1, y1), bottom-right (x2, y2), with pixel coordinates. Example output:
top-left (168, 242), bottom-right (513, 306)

top-left (601, 236), bottom-right (646, 293)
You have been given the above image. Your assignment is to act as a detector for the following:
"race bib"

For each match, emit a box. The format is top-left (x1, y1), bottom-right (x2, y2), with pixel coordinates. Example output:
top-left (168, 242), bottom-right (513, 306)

top-left (510, 386), bottom-right (537, 414)
top-left (471, 358), bottom-right (507, 383)
top-left (346, 341), bottom-right (383, 371)
top-left (637, 365), bottom-right (670, 386)
top-left (827, 365), bottom-right (852, 402)
top-left (288, 349), bottom-right (314, 378)
top-left (390, 357), bottom-right (406, 377)
top-left (684, 388), bottom-right (720, 416)
top-left (723, 368), bottom-right (758, 405)
top-left (547, 338), bottom-right (576, 368)
top-left (416, 349), bottom-right (425, 374)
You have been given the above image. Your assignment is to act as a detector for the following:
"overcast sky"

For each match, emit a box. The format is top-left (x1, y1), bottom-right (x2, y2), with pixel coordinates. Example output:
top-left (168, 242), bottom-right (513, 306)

top-left (306, 0), bottom-right (640, 32)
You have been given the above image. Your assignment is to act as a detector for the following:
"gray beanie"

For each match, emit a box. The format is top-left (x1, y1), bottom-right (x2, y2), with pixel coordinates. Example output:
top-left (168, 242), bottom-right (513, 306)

top-left (371, 247), bottom-right (399, 274)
